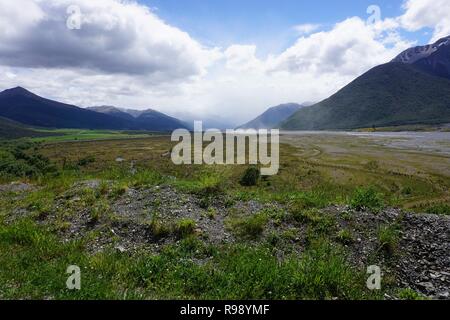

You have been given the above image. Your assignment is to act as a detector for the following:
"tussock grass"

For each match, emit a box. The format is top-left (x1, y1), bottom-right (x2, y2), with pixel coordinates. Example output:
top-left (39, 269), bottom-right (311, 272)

top-left (336, 229), bottom-right (354, 245)
top-left (289, 207), bottom-right (336, 235)
top-left (0, 220), bottom-right (379, 299)
top-left (174, 219), bottom-right (197, 238)
top-left (425, 203), bottom-right (450, 215)
top-left (377, 224), bottom-right (400, 255)
top-left (397, 288), bottom-right (427, 300)
top-left (350, 187), bottom-right (384, 212)
top-left (226, 212), bottom-right (269, 240)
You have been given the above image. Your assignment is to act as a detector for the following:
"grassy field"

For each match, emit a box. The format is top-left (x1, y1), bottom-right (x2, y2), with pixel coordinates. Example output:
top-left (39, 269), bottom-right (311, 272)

top-left (356, 124), bottom-right (450, 132)
top-left (280, 133), bottom-right (450, 213)
top-left (24, 133), bottom-right (449, 212)
top-left (30, 129), bottom-right (155, 143)
top-left (0, 132), bottom-right (448, 300)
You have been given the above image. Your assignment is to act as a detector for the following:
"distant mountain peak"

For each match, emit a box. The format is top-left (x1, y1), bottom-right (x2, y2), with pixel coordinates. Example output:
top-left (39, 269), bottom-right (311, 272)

top-left (393, 35), bottom-right (450, 64)
top-left (267, 103), bottom-right (298, 111)
top-left (238, 103), bottom-right (306, 129)
top-left (89, 105), bottom-right (124, 113)
top-left (392, 35), bottom-right (450, 80)
top-left (88, 105), bottom-right (188, 131)
top-left (9, 86), bottom-right (28, 92)
top-left (0, 86), bottom-right (35, 97)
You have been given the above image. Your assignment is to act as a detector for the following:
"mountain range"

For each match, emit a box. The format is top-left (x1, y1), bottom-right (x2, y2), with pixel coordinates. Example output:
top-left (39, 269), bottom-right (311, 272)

top-left (1, 36), bottom-right (450, 134)
top-left (88, 106), bottom-right (188, 131)
top-left (0, 87), bottom-right (188, 132)
top-left (281, 35), bottom-right (450, 130)
top-left (238, 103), bottom-right (306, 129)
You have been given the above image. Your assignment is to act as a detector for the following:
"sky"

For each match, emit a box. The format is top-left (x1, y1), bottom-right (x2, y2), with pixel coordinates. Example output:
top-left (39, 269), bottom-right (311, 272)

top-left (0, 0), bottom-right (449, 125)
top-left (144, 0), bottom-right (418, 52)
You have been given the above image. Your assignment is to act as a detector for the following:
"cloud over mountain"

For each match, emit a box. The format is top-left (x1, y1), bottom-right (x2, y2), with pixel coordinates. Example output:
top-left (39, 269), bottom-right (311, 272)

top-left (400, 0), bottom-right (450, 42)
top-left (0, 0), bottom-right (218, 82)
top-left (268, 17), bottom-right (409, 77)
top-left (0, 0), bottom-right (448, 122)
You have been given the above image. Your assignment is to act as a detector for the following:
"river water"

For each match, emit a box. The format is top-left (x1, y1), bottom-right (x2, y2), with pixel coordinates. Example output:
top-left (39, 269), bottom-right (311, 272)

top-left (280, 131), bottom-right (450, 156)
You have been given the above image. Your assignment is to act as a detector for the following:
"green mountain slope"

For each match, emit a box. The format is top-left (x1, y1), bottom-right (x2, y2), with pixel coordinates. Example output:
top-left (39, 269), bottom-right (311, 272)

top-left (0, 117), bottom-right (55, 139)
top-left (238, 103), bottom-right (304, 129)
top-left (0, 87), bottom-right (188, 131)
top-left (0, 87), bottom-right (135, 130)
top-left (281, 63), bottom-right (450, 130)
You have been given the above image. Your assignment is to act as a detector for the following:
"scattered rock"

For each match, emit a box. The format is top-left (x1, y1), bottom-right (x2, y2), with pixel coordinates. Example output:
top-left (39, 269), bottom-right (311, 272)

top-left (438, 291), bottom-right (449, 299)
top-left (4, 182), bottom-right (448, 299)
top-left (0, 182), bottom-right (35, 193)
top-left (418, 282), bottom-right (435, 292)
top-left (73, 179), bottom-right (102, 190)
top-left (115, 245), bottom-right (127, 253)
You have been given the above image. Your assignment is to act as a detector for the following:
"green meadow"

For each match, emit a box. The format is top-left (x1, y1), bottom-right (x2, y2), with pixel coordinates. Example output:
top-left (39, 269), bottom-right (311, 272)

top-left (29, 129), bottom-right (155, 143)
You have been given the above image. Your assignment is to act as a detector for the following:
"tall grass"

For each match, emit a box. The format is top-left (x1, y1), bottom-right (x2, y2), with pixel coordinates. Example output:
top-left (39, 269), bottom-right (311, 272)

top-left (0, 219), bottom-right (379, 299)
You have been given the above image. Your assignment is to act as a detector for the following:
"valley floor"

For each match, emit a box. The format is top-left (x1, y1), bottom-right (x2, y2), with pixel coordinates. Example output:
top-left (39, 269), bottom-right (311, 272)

top-left (0, 132), bottom-right (449, 300)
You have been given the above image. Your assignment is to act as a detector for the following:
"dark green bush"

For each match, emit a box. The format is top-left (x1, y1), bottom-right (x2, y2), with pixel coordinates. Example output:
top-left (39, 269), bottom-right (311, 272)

top-left (0, 143), bottom-right (58, 178)
top-left (77, 155), bottom-right (96, 167)
top-left (239, 166), bottom-right (260, 186)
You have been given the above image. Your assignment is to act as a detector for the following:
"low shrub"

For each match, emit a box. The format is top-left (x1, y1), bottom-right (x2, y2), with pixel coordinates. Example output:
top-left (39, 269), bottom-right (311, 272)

top-left (77, 155), bottom-right (96, 167)
top-left (0, 143), bottom-right (58, 179)
top-left (350, 186), bottom-right (384, 212)
top-left (239, 166), bottom-right (260, 187)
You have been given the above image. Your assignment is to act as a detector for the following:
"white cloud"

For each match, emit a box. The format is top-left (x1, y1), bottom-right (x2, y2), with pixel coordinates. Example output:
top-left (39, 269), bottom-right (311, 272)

top-left (164, 17), bottom-right (411, 123)
top-left (0, 0), bottom-right (219, 82)
top-left (0, 0), bottom-right (43, 41)
top-left (268, 17), bottom-right (410, 77)
top-left (203, 17), bottom-right (411, 122)
top-left (400, 0), bottom-right (450, 42)
top-left (224, 45), bottom-right (263, 71)
top-left (293, 24), bottom-right (322, 35)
